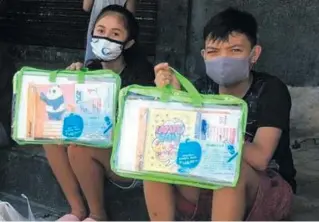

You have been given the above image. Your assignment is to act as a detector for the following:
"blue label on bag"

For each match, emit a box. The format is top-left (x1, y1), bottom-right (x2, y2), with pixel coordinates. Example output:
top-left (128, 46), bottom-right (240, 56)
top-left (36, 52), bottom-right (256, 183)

top-left (62, 113), bottom-right (84, 138)
top-left (176, 139), bottom-right (202, 173)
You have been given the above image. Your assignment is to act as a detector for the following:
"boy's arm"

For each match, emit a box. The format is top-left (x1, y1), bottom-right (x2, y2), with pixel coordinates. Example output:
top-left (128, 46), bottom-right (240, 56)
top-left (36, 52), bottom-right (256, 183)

top-left (243, 79), bottom-right (291, 171)
top-left (83, 0), bottom-right (94, 12)
top-left (125, 0), bottom-right (138, 14)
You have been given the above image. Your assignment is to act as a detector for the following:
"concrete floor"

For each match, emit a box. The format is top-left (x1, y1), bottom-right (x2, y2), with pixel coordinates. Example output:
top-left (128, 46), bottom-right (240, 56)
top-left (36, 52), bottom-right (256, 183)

top-left (290, 141), bottom-right (319, 220)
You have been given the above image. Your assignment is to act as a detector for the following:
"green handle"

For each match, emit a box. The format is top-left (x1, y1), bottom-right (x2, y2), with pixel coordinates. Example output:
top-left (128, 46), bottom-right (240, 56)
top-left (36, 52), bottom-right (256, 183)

top-left (160, 67), bottom-right (203, 107)
top-left (49, 70), bottom-right (59, 82)
top-left (49, 68), bottom-right (87, 83)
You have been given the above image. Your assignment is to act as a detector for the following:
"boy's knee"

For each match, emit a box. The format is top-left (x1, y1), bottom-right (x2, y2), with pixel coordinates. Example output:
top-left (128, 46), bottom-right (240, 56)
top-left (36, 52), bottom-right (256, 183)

top-left (227, 160), bottom-right (261, 196)
top-left (143, 181), bottom-right (172, 191)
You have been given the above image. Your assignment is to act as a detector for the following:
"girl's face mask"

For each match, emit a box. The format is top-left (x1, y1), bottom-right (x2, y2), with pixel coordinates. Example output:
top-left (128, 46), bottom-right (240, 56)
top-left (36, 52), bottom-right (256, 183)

top-left (91, 36), bottom-right (124, 62)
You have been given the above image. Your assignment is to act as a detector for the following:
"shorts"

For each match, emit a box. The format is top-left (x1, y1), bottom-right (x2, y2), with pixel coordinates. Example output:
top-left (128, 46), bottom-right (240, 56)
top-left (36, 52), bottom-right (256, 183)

top-left (175, 170), bottom-right (293, 221)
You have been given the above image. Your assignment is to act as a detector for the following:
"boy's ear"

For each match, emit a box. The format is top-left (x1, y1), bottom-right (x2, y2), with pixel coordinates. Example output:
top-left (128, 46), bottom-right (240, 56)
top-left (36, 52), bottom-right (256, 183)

top-left (201, 49), bottom-right (206, 59)
top-left (251, 45), bottom-right (262, 63)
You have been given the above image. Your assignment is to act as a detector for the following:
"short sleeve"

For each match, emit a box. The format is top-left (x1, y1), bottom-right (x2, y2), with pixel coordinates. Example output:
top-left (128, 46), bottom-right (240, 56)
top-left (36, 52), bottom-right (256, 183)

top-left (134, 61), bottom-right (155, 87)
top-left (121, 60), bottom-right (155, 87)
top-left (257, 78), bottom-right (291, 130)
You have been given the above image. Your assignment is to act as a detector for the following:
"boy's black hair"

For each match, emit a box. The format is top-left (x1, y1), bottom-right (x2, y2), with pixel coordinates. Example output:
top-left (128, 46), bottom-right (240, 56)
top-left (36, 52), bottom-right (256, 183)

top-left (203, 7), bottom-right (258, 47)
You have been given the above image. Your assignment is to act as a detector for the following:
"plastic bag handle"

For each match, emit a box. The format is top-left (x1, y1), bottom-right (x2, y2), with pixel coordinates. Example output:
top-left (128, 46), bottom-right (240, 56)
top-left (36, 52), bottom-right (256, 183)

top-left (49, 68), bottom-right (88, 83)
top-left (160, 67), bottom-right (203, 107)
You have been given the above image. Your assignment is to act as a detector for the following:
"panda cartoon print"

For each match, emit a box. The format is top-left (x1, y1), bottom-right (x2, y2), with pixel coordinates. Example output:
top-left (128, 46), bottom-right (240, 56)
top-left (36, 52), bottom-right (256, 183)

top-left (40, 85), bottom-right (66, 121)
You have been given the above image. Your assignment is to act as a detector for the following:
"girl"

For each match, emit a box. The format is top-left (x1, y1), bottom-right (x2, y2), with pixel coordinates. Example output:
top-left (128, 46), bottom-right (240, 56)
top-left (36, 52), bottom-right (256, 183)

top-left (43, 5), bottom-right (154, 221)
top-left (83, 0), bottom-right (138, 63)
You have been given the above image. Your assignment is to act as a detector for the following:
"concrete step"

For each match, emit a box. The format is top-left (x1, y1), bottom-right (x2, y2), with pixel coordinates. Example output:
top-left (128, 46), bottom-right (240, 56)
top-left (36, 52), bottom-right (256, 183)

top-left (0, 146), bottom-right (149, 221)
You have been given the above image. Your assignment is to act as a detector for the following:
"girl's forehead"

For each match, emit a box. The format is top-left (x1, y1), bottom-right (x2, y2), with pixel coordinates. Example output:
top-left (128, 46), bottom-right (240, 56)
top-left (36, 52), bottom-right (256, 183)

top-left (96, 13), bottom-right (126, 28)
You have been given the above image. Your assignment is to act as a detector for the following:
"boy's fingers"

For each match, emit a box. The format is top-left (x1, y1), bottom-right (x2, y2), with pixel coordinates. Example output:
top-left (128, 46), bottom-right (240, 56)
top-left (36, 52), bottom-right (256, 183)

top-left (154, 63), bottom-right (169, 75)
top-left (66, 63), bottom-right (74, 70)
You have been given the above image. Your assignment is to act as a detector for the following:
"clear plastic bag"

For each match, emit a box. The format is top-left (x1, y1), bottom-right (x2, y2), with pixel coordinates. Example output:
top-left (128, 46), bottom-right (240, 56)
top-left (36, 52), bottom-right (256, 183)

top-left (12, 67), bottom-right (120, 148)
top-left (111, 68), bottom-right (248, 190)
top-left (0, 194), bottom-right (35, 221)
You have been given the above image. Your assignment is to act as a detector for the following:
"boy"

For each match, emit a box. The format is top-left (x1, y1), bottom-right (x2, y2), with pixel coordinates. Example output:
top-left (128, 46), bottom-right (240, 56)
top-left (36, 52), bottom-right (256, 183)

top-left (145, 7), bottom-right (296, 221)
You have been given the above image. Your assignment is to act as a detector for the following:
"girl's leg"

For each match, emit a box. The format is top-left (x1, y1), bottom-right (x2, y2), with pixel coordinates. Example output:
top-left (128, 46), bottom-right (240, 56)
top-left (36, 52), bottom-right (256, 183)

top-left (68, 145), bottom-right (130, 220)
top-left (43, 144), bottom-right (87, 220)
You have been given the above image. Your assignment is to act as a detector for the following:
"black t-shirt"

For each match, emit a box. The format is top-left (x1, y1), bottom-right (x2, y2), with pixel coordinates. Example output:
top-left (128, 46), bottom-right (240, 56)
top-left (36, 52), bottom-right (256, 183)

top-left (194, 71), bottom-right (297, 193)
top-left (86, 59), bottom-right (155, 87)
top-left (120, 59), bottom-right (155, 87)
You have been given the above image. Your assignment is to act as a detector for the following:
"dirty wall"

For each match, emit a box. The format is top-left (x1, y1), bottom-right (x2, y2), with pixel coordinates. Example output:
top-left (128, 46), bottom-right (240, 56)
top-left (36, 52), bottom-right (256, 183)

top-left (156, 0), bottom-right (319, 140)
top-left (3, 0), bottom-right (319, 140)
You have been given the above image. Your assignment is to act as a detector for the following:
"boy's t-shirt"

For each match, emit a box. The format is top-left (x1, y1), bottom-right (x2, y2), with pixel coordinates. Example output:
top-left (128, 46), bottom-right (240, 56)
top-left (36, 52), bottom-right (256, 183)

top-left (193, 71), bottom-right (297, 193)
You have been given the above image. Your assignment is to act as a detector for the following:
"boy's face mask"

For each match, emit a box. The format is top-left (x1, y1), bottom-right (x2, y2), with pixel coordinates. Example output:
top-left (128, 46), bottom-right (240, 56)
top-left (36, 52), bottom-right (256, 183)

top-left (204, 48), bottom-right (256, 87)
top-left (91, 36), bottom-right (124, 62)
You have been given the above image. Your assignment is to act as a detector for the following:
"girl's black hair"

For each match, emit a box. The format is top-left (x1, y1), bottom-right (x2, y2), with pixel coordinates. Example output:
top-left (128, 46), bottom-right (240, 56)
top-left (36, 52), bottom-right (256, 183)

top-left (93, 4), bottom-right (139, 42)
top-left (87, 4), bottom-right (148, 69)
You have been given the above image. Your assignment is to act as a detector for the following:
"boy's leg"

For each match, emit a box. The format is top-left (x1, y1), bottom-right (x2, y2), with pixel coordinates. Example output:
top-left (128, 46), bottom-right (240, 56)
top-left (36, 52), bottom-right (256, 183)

top-left (143, 181), bottom-right (176, 221)
top-left (144, 182), bottom-right (203, 221)
top-left (211, 160), bottom-right (259, 221)
top-left (245, 169), bottom-right (293, 221)
top-left (43, 145), bottom-right (87, 220)
top-left (211, 161), bottom-right (293, 221)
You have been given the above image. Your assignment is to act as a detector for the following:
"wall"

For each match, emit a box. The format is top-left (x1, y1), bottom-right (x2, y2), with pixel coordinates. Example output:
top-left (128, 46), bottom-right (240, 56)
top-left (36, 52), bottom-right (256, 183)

top-left (185, 0), bottom-right (319, 86)
top-left (3, 0), bottom-right (319, 140)
top-left (160, 0), bottom-right (319, 140)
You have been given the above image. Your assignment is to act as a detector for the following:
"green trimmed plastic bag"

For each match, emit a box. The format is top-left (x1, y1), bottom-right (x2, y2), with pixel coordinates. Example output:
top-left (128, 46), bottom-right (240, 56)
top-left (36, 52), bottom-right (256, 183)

top-left (111, 68), bottom-right (248, 189)
top-left (12, 67), bottom-right (121, 148)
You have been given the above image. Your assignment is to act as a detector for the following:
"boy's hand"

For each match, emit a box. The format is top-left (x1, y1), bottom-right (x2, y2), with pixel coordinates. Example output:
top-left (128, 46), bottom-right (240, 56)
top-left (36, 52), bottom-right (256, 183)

top-left (154, 63), bottom-right (181, 90)
top-left (66, 62), bottom-right (84, 71)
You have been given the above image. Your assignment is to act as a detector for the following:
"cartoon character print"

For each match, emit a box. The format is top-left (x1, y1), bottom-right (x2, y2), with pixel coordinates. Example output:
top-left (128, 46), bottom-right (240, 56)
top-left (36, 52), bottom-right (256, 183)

top-left (40, 85), bottom-right (66, 121)
top-left (151, 119), bottom-right (185, 167)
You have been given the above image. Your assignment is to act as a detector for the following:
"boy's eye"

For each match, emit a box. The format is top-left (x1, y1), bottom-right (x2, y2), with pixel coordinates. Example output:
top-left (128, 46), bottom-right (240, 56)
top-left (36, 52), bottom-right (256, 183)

top-left (232, 48), bottom-right (242, 52)
top-left (207, 49), bottom-right (218, 53)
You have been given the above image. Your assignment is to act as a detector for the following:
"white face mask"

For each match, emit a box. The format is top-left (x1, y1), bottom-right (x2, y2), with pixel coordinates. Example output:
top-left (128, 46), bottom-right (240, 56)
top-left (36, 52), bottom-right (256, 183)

top-left (91, 37), bottom-right (124, 61)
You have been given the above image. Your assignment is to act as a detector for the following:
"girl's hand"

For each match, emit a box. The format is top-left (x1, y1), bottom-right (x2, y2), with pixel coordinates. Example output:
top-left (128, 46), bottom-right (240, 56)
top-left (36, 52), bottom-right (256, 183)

top-left (66, 62), bottom-right (84, 71)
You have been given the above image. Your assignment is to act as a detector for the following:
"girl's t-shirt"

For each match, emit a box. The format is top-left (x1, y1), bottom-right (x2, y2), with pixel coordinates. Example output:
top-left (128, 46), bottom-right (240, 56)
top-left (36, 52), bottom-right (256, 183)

top-left (86, 58), bottom-right (155, 88)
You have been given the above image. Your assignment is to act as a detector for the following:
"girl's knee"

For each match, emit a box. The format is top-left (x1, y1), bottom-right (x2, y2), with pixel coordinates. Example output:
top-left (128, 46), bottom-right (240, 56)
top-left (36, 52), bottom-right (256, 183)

top-left (43, 144), bottom-right (66, 158)
top-left (67, 145), bottom-right (92, 159)
top-left (43, 144), bottom-right (64, 151)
